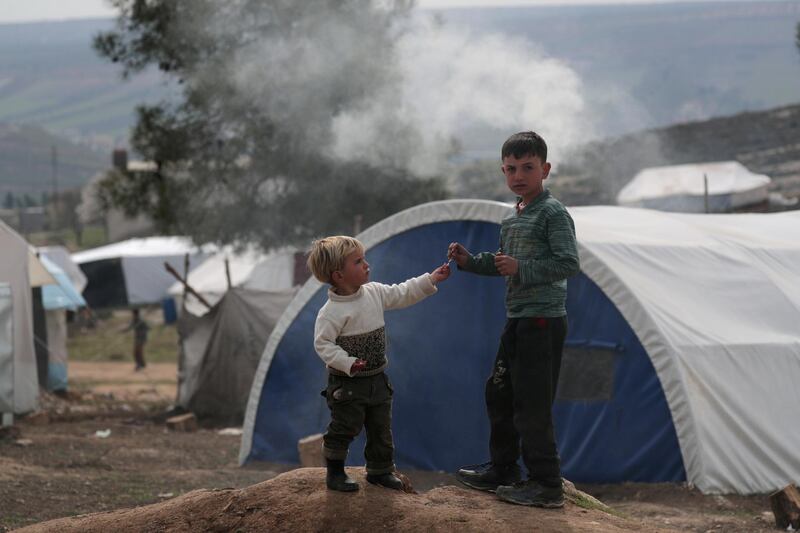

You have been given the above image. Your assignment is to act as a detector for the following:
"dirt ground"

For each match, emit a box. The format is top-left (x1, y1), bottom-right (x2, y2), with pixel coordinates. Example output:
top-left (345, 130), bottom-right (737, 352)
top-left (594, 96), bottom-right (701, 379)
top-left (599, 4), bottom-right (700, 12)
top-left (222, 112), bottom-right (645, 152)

top-left (0, 361), bottom-right (780, 531)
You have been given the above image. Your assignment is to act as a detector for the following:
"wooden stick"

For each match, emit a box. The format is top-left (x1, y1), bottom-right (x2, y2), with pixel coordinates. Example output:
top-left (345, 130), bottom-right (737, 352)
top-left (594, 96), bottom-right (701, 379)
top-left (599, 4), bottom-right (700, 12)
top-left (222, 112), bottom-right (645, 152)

top-left (164, 262), bottom-right (212, 310)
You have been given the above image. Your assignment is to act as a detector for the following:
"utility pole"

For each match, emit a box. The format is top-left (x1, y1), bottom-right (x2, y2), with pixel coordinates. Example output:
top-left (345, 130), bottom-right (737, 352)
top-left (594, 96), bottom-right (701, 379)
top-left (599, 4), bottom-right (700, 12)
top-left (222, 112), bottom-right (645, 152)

top-left (51, 145), bottom-right (60, 225)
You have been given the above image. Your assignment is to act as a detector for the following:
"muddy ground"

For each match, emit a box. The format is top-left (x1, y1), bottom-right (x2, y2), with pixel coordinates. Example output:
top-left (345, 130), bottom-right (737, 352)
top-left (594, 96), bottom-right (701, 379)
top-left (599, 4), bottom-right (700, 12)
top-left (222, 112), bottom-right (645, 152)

top-left (0, 361), bottom-right (780, 531)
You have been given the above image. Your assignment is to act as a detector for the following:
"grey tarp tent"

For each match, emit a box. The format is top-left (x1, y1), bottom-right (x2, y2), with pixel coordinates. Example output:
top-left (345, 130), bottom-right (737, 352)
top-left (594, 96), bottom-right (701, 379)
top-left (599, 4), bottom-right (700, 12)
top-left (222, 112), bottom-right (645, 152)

top-left (176, 287), bottom-right (296, 422)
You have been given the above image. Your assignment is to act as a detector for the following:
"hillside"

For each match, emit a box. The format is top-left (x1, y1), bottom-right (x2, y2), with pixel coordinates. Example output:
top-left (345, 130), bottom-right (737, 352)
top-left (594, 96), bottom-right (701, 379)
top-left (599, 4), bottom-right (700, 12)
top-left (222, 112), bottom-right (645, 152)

top-left (0, 18), bottom-right (168, 144)
top-left (0, 2), bottom-right (798, 146)
top-left (0, 122), bottom-right (109, 198)
top-left (553, 103), bottom-right (800, 206)
top-left (439, 1), bottom-right (800, 144)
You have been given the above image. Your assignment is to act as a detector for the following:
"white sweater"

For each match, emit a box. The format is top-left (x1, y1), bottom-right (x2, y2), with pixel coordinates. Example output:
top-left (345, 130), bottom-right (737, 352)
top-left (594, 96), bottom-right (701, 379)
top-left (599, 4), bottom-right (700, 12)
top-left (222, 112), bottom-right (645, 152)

top-left (314, 273), bottom-right (438, 376)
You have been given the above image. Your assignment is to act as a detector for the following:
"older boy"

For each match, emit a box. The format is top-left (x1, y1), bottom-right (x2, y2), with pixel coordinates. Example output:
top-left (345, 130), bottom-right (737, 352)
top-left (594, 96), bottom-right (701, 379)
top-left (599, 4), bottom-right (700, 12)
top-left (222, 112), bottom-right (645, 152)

top-left (308, 236), bottom-right (450, 492)
top-left (448, 131), bottom-right (579, 508)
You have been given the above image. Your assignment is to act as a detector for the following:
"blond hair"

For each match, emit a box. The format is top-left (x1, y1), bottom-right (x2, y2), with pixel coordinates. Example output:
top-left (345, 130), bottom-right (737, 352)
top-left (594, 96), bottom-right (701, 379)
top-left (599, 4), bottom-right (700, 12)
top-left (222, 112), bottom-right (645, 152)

top-left (306, 236), bottom-right (365, 284)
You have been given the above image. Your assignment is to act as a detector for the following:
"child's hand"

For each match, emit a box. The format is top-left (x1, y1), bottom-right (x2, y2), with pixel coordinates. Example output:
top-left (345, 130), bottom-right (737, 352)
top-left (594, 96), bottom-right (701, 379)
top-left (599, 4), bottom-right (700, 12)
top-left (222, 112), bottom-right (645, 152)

top-left (494, 253), bottom-right (518, 276)
top-left (430, 262), bottom-right (451, 283)
top-left (447, 242), bottom-right (470, 268)
top-left (350, 359), bottom-right (367, 374)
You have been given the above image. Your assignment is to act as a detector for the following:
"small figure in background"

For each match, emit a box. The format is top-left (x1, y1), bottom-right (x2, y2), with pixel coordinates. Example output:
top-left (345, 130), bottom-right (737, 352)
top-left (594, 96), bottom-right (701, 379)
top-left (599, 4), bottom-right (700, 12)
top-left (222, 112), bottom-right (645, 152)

top-left (122, 308), bottom-right (149, 371)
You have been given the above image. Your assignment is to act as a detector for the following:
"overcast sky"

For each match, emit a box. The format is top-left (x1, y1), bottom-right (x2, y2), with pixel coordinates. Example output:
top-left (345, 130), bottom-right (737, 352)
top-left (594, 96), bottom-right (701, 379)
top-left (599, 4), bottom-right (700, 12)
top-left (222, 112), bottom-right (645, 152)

top-left (0, 0), bottom-right (743, 24)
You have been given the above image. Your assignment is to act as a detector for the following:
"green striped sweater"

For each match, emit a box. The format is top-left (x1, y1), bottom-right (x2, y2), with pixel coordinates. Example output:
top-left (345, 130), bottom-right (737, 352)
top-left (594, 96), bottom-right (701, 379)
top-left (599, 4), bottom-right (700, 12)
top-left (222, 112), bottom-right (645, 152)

top-left (462, 190), bottom-right (580, 317)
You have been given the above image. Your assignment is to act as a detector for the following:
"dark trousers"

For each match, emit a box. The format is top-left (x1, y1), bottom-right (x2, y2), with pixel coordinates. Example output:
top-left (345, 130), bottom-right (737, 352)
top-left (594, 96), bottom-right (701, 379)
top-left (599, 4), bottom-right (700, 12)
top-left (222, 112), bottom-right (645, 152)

top-left (133, 341), bottom-right (146, 368)
top-left (322, 372), bottom-right (395, 475)
top-left (487, 316), bottom-right (566, 486)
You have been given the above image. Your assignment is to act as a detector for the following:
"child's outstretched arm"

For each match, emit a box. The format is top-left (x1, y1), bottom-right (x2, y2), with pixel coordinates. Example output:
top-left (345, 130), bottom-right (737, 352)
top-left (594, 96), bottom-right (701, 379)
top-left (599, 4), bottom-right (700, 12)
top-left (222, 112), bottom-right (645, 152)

top-left (448, 241), bottom-right (501, 276)
top-left (377, 272), bottom-right (439, 311)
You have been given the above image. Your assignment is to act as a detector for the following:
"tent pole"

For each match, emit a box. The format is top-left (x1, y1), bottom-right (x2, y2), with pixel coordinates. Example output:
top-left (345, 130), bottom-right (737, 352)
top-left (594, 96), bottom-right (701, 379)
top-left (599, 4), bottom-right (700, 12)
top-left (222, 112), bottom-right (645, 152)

top-left (182, 254), bottom-right (189, 310)
top-left (164, 262), bottom-right (212, 310)
top-left (225, 258), bottom-right (232, 290)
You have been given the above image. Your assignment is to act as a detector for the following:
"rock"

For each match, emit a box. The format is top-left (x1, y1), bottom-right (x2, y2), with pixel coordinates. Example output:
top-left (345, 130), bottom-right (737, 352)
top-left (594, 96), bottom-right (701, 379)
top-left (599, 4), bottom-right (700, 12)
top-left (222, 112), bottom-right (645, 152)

top-left (166, 413), bottom-right (197, 432)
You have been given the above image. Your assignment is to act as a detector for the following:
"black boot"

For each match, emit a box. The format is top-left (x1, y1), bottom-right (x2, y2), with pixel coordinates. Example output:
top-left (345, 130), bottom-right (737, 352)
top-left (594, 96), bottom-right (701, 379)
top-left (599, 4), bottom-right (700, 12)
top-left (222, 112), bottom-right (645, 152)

top-left (456, 461), bottom-right (521, 493)
top-left (496, 479), bottom-right (564, 508)
top-left (326, 459), bottom-right (359, 492)
top-left (366, 472), bottom-right (404, 491)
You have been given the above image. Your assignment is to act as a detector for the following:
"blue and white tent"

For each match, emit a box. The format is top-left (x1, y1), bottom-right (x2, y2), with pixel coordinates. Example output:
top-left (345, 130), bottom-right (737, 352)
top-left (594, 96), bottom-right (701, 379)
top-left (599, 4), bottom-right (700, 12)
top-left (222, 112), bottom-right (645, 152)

top-left (38, 253), bottom-right (87, 392)
top-left (240, 200), bottom-right (800, 494)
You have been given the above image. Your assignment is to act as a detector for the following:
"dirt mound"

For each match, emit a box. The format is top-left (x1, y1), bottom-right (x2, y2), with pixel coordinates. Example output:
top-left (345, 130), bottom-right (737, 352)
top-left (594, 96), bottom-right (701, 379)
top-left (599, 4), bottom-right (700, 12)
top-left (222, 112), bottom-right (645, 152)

top-left (19, 468), bottom-right (666, 532)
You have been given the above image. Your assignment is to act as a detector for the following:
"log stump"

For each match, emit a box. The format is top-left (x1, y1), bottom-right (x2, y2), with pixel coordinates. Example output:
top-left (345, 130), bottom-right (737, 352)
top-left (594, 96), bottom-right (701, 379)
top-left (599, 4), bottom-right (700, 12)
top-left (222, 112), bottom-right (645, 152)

top-left (770, 484), bottom-right (800, 530)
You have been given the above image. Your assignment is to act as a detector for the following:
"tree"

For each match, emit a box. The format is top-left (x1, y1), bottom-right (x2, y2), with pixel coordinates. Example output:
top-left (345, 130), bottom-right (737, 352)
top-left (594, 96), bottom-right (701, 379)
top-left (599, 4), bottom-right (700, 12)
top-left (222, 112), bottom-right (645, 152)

top-left (94, 0), bottom-right (447, 250)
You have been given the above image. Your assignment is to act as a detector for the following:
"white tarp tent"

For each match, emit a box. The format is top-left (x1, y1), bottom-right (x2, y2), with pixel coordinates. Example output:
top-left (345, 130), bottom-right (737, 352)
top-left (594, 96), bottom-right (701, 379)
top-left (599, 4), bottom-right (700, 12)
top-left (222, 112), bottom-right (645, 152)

top-left (39, 246), bottom-right (87, 294)
top-left (1, 220), bottom-right (49, 415)
top-left (617, 161), bottom-right (771, 213)
top-left (72, 237), bottom-right (212, 309)
top-left (573, 206), bottom-right (800, 493)
top-left (37, 253), bottom-right (87, 392)
top-left (241, 200), bottom-right (800, 494)
top-left (168, 247), bottom-right (298, 316)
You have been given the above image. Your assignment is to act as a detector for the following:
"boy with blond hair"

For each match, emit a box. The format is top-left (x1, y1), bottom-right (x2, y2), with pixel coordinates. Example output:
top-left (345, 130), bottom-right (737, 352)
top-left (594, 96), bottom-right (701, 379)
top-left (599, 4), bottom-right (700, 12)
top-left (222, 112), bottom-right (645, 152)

top-left (307, 235), bottom-right (450, 492)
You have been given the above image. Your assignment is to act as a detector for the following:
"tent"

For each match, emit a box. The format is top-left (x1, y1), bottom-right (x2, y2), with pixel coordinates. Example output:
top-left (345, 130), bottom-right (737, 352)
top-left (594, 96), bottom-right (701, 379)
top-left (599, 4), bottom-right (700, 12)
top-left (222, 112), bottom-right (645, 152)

top-left (1, 220), bottom-right (56, 415)
top-left (239, 199), bottom-right (800, 495)
top-left (616, 161), bottom-right (771, 213)
top-left (176, 287), bottom-right (297, 422)
top-left (172, 247), bottom-right (304, 420)
top-left (72, 237), bottom-right (212, 309)
top-left (38, 253), bottom-right (87, 392)
top-left (168, 246), bottom-right (301, 317)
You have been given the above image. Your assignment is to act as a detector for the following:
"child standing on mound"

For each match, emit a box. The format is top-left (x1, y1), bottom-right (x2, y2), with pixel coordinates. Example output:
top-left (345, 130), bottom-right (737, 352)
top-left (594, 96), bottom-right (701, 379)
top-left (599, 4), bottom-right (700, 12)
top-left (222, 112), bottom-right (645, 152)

top-left (307, 235), bottom-right (451, 492)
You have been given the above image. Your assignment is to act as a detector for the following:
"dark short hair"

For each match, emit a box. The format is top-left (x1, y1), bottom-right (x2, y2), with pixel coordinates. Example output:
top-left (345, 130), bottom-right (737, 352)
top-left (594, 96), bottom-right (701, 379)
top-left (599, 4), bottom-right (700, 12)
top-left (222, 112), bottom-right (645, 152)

top-left (501, 131), bottom-right (548, 162)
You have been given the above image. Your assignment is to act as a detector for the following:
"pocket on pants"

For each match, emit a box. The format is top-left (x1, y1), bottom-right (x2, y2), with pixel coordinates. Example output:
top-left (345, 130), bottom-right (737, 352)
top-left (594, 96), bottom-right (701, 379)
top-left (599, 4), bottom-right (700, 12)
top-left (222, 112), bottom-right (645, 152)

top-left (382, 373), bottom-right (394, 396)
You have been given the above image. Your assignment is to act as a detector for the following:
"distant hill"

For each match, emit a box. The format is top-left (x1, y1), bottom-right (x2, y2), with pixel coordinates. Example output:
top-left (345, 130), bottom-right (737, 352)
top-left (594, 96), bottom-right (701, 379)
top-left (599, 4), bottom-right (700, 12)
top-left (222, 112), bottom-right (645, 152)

top-left (437, 1), bottom-right (800, 148)
top-left (0, 122), bottom-right (109, 197)
top-left (1, 2), bottom-right (799, 196)
top-left (0, 18), bottom-right (168, 145)
top-left (553, 103), bottom-right (800, 206)
top-left (1, 2), bottom-right (799, 145)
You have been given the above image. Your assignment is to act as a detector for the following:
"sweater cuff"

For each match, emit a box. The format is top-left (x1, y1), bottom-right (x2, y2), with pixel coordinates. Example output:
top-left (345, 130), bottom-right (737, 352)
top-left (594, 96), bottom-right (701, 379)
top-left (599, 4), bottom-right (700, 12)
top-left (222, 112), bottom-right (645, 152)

top-left (423, 273), bottom-right (439, 293)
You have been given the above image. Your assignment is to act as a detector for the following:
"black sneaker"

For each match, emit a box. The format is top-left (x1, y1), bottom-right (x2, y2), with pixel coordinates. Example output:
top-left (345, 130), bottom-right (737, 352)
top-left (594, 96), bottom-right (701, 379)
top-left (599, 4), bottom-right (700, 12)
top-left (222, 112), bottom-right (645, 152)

top-left (495, 480), bottom-right (564, 508)
top-left (456, 461), bottom-right (521, 493)
top-left (366, 472), bottom-right (404, 491)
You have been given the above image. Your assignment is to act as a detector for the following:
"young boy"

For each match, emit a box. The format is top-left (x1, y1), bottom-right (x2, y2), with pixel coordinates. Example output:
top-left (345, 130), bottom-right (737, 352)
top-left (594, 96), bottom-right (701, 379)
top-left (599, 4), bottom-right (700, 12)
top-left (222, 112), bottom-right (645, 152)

top-left (448, 131), bottom-right (579, 508)
top-left (307, 235), bottom-right (450, 492)
top-left (121, 308), bottom-right (149, 371)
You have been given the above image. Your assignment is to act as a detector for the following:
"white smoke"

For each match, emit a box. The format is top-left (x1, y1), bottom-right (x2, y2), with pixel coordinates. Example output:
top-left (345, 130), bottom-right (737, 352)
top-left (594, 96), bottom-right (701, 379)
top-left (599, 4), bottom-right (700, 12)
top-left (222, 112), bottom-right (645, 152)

top-left (187, 4), bottom-right (594, 178)
top-left (329, 16), bottom-right (593, 174)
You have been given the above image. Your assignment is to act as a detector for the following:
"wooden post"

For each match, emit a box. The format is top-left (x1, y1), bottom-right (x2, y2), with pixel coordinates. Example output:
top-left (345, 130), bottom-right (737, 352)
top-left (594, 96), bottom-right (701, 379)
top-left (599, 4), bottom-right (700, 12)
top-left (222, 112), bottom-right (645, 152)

top-left (183, 254), bottom-right (189, 292)
top-left (224, 257), bottom-right (232, 289)
top-left (703, 173), bottom-right (709, 213)
top-left (164, 262), bottom-right (212, 310)
top-left (770, 484), bottom-right (800, 529)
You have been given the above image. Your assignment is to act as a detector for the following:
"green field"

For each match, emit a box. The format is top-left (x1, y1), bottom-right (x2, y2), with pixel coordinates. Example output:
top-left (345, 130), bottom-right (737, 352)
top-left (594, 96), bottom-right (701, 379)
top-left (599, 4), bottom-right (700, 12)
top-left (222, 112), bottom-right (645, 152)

top-left (68, 308), bottom-right (179, 364)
